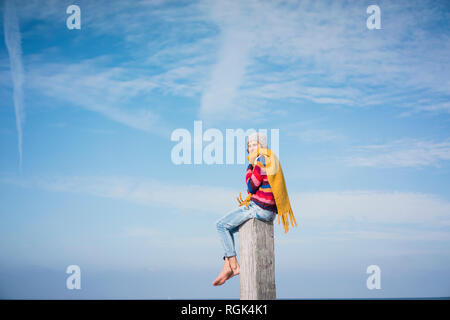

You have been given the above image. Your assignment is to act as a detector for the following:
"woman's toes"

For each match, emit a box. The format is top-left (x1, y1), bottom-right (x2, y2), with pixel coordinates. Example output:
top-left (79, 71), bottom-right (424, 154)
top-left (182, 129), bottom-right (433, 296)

top-left (213, 268), bottom-right (233, 286)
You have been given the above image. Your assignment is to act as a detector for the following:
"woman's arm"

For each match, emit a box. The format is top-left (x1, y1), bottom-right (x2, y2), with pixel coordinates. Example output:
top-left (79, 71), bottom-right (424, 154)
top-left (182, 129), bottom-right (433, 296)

top-left (246, 156), bottom-right (264, 194)
top-left (245, 163), bottom-right (254, 193)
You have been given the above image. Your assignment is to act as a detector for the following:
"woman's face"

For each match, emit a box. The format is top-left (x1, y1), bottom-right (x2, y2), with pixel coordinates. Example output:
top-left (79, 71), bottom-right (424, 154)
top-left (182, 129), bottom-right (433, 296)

top-left (247, 140), bottom-right (259, 154)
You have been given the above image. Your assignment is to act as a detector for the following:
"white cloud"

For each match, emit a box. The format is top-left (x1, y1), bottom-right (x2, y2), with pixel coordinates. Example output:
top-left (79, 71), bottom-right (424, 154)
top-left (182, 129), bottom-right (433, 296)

top-left (2, 172), bottom-right (450, 271)
top-left (2, 173), bottom-right (450, 230)
top-left (289, 189), bottom-right (450, 226)
top-left (282, 118), bottom-right (347, 145)
top-left (332, 230), bottom-right (450, 241)
top-left (0, 173), bottom-right (238, 214)
top-left (200, 0), bottom-right (450, 120)
top-left (200, 26), bottom-right (254, 119)
top-left (24, 57), bottom-right (174, 138)
top-left (119, 226), bottom-right (218, 248)
top-left (398, 101), bottom-right (450, 117)
top-left (3, 0), bottom-right (25, 171)
top-left (342, 138), bottom-right (450, 168)
top-left (8, 0), bottom-right (215, 136)
top-left (295, 129), bottom-right (342, 143)
top-left (7, 0), bottom-right (449, 130)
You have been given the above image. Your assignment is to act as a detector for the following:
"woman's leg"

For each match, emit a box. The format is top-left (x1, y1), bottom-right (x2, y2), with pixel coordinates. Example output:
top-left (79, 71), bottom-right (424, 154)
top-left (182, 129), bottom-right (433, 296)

top-left (215, 204), bottom-right (256, 260)
top-left (225, 226), bottom-right (241, 275)
top-left (254, 204), bottom-right (277, 223)
top-left (226, 203), bottom-right (275, 277)
top-left (213, 203), bottom-right (257, 286)
top-left (217, 202), bottom-right (274, 261)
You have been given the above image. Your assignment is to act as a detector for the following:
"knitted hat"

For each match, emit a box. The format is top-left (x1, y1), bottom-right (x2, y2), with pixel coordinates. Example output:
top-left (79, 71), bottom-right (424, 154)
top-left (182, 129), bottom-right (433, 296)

top-left (247, 132), bottom-right (268, 148)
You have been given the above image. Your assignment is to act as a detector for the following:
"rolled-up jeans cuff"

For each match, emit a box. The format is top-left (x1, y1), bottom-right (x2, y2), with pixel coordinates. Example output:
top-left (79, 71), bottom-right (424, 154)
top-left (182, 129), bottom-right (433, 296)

top-left (223, 253), bottom-right (236, 260)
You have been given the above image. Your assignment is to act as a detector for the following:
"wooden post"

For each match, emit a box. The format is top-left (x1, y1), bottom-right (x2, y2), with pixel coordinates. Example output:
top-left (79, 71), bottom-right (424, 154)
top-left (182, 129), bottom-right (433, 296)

top-left (238, 218), bottom-right (276, 300)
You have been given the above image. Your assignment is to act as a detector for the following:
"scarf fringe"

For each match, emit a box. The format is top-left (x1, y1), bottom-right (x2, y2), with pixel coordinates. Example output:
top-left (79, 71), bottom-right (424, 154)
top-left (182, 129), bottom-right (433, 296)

top-left (277, 207), bottom-right (298, 233)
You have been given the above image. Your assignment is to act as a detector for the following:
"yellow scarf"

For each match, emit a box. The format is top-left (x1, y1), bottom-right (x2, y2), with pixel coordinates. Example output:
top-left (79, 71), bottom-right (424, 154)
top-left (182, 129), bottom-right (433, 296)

top-left (237, 147), bottom-right (298, 233)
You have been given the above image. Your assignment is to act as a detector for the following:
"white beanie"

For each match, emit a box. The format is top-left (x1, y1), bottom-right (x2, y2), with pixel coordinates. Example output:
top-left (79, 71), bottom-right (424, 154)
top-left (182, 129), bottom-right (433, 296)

top-left (247, 132), bottom-right (268, 148)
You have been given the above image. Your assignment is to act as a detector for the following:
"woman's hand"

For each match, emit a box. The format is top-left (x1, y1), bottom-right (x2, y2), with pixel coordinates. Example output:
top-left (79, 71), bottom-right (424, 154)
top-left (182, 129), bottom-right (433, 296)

top-left (247, 147), bottom-right (260, 166)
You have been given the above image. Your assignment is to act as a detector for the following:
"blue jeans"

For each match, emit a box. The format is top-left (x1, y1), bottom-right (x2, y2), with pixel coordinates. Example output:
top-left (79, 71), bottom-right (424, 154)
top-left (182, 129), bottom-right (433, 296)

top-left (215, 200), bottom-right (276, 260)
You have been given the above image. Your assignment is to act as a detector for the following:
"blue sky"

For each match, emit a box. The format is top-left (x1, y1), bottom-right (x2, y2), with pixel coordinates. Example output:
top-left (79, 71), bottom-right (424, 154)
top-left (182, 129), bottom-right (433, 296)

top-left (0, 0), bottom-right (449, 299)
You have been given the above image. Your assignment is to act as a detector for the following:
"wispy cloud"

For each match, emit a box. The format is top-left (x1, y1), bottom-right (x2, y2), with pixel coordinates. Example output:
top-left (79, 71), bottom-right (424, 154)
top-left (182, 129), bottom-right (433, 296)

top-left (0, 173), bottom-right (238, 214)
top-left (2, 173), bottom-right (450, 231)
top-left (3, 0), bottom-right (25, 172)
top-left (25, 56), bottom-right (174, 138)
top-left (294, 129), bottom-right (342, 143)
top-left (289, 189), bottom-right (450, 226)
top-left (342, 138), bottom-right (450, 168)
top-left (329, 230), bottom-right (450, 242)
top-left (119, 226), bottom-right (218, 248)
top-left (282, 118), bottom-right (347, 145)
top-left (199, 0), bottom-right (450, 120)
top-left (1, 172), bottom-right (450, 273)
top-left (199, 0), bottom-right (255, 119)
top-left (398, 100), bottom-right (450, 117)
top-left (8, 0), bottom-right (449, 130)
top-left (8, 0), bottom-right (216, 137)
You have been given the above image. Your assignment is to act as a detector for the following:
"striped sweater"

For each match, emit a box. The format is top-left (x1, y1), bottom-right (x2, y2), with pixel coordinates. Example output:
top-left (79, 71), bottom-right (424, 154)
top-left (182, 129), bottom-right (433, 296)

top-left (245, 154), bottom-right (278, 213)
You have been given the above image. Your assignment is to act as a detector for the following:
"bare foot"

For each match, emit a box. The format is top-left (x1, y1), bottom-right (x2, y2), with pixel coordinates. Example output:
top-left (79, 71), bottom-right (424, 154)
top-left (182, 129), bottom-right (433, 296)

top-left (227, 257), bottom-right (241, 277)
top-left (230, 265), bottom-right (240, 277)
top-left (212, 266), bottom-right (233, 286)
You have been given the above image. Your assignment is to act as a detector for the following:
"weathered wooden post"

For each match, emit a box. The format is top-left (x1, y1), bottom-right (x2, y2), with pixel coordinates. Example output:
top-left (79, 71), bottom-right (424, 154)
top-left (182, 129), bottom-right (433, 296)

top-left (239, 218), bottom-right (276, 300)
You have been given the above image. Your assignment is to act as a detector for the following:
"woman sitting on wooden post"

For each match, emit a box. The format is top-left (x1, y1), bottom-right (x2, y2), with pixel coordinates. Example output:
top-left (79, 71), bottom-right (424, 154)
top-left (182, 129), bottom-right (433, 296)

top-left (212, 132), bottom-right (297, 286)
